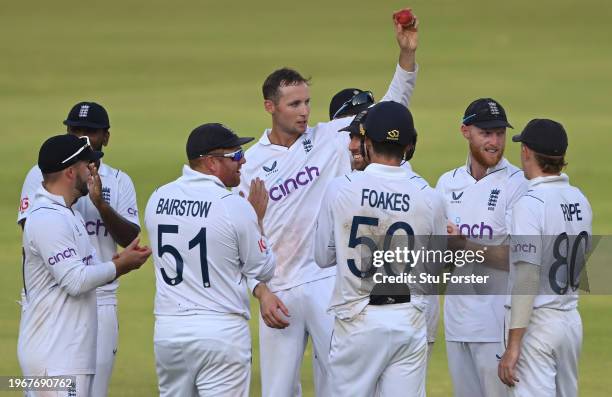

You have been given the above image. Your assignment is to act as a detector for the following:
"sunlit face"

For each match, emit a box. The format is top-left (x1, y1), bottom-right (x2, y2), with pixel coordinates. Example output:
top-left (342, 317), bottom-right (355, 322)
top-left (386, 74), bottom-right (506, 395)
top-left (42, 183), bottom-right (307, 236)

top-left (462, 125), bottom-right (506, 168)
top-left (207, 146), bottom-right (246, 188)
top-left (348, 134), bottom-right (366, 170)
top-left (267, 83), bottom-right (310, 135)
top-left (69, 128), bottom-right (109, 152)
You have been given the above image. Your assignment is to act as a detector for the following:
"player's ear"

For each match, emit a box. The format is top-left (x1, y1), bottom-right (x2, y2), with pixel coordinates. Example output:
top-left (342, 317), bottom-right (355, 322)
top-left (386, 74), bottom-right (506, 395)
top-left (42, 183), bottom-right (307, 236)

top-left (460, 124), bottom-right (470, 140)
top-left (63, 164), bottom-right (76, 181)
top-left (264, 99), bottom-right (275, 115)
top-left (102, 129), bottom-right (110, 147)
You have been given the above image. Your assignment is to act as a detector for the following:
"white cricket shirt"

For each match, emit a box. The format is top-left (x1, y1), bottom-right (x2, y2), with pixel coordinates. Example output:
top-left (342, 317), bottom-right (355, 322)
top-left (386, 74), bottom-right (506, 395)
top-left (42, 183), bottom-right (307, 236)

top-left (508, 174), bottom-right (592, 311)
top-left (315, 163), bottom-right (447, 320)
top-left (237, 64), bottom-right (418, 293)
top-left (145, 166), bottom-right (276, 320)
top-left (436, 157), bottom-right (528, 342)
top-left (17, 162), bottom-right (140, 305)
top-left (18, 187), bottom-right (117, 375)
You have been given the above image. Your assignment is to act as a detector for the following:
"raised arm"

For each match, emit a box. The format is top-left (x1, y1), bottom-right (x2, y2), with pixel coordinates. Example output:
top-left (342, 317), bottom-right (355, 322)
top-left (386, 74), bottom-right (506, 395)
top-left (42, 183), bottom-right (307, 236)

top-left (380, 9), bottom-right (420, 107)
top-left (88, 164), bottom-right (140, 247)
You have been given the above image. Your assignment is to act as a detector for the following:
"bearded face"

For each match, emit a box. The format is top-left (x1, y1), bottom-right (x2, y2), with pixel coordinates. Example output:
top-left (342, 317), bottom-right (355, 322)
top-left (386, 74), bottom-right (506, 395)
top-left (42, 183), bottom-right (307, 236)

top-left (465, 126), bottom-right (506, 169)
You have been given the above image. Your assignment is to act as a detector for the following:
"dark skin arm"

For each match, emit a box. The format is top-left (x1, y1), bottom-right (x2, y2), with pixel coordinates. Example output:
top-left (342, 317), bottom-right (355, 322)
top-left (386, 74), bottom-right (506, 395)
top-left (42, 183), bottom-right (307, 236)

top-left (88, 163), bottom-right (140, 248)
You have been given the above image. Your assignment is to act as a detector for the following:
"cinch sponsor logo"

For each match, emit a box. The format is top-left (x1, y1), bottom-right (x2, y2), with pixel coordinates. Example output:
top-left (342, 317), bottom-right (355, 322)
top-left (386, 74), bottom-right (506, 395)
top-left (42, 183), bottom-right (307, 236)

top-left (127, 207), bottom-right (138, 216)
top-left (512, 243), bottom-right (537, 254)
top-left (457, 222), bottom-right (494, 239)
top-left (48, 248), bottom-right (77, 266)
top-left (269, 166), bottom-right (320, 202)
top-left (86, 219), bottom-right (109, 237)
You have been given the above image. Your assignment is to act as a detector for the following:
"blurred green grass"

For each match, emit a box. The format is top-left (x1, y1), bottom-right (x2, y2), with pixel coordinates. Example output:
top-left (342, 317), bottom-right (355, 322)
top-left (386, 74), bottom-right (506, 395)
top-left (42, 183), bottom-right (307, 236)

top-left (1, 0), bottom-right (611, 395)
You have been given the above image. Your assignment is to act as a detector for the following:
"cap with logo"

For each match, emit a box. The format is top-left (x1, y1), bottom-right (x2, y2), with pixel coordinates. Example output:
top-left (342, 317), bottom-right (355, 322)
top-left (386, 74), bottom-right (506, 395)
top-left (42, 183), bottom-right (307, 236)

top-left (462, 98), bottom-right (512, 129)
top-left (362, 101), bottom-right (416, 145)
top-left (329, 88), bottom-right (375, 120)
top-left (63, 101), bottom-right (110, 129)
top-left (512, 118), bottom-right (568, 156)
top-left (338, 109), bottom-right (369, 137)
top-left (186, 123), bottom-right (254, 160)
top-left (38, 134), bottom-right (104, 174)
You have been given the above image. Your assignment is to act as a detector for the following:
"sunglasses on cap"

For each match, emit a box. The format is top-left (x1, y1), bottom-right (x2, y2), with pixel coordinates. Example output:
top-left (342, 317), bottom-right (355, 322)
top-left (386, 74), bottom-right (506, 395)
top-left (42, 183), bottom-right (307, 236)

top-left (203, 148), bottom-right (244, 162)
top-left (61, 136), bottom-right (92, 164)
top-left (332, 91), bottom-right (374, 120)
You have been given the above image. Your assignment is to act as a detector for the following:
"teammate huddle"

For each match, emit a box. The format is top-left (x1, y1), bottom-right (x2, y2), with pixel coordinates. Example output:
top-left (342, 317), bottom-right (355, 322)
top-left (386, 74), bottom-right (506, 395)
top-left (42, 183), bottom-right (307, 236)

top-left (16, 8), bottom-right (591, 397)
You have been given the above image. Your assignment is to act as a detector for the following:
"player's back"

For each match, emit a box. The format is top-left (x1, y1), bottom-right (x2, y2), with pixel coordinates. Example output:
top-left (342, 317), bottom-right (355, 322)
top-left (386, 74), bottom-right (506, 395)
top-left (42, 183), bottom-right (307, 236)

top-left (323, 164), bottom-right (444, 320)
top-left (510, 174), bottom-right (592, 310)
top-left (145, 166), bottom-right (273, 319)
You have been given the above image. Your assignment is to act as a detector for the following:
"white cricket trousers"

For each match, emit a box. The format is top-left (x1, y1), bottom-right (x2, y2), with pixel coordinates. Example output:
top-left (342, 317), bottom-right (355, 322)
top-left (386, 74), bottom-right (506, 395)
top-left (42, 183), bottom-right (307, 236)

top-left (424, 295), bottom-right (439, 363)
top-left (506, 307), bottom-right (582, 397)
top-left (446, 340), bottom-right (508, 397)
top-left (154, 313), bottom-right (251, 397)
top-left (329, 302), bottom-right (427, 397)
top-left (91, 304), bottom-right (118, 397)
top-left (258, 276), bottom-right (335, 397)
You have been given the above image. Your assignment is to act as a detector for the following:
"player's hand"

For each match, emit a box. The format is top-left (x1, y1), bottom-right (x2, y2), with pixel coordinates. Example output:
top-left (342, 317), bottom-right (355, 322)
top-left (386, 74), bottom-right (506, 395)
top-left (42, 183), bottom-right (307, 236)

top-left (87, 163), bottom-right (105, 208)
top-left (447, 221), bottom-right (467, 250)
top-left (394, 9), bottom-right (419, 53)
top-left (254, 283), bottom-right (290, 329)
top-left (246, 178), bottom-right (269, 223)
top-left (113, 237), bottom-right (152, 277)
top-left (498, 346), bottom-right (521, 387)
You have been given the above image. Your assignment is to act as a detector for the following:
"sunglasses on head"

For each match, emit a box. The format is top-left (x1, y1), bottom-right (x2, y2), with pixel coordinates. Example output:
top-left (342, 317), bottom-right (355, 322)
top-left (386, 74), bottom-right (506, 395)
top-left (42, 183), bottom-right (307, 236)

top-left (203, 148), bottom-right (244, 162)
top-left (332, 91), bottom-right (375, 120)
top-left (61, 136), bottom-right (92, 164)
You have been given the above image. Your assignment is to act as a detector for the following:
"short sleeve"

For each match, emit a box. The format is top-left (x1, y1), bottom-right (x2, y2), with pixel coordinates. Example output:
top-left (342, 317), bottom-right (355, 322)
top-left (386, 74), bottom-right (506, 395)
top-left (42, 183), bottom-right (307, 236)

top-left (17, 166), bottom-right (43, 224)
top-left (116, 171), bottom-right (140, 226)
top-left (510, 198), bottom-right (543, 267)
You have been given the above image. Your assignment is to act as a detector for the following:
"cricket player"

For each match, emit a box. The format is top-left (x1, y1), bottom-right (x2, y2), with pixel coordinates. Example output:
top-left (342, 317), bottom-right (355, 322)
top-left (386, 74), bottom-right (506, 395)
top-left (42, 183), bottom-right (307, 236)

top-left (314, 101), bottom-right (446, 396)
top-left (19, 134), bottom-right (150, 397)
top-left (17, 102), bottom-right (140, 397)
top-left (237, 11), bottom-right (419, 396)
top-left (435, 98), bottom-right (528, 397)
top-left (498, 119), bottom-right (592, 396)
top-left (145, 123), bottom-right (276, 397)
top-left (337, 107), bottom-right (440, 360)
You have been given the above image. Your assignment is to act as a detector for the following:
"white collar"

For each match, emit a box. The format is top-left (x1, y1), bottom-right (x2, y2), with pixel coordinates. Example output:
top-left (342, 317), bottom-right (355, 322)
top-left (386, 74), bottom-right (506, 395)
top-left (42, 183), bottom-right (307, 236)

top-left (465, 156), bottom-right (509, 177)
top-left (258, 128), bottom-right (312, 147)
top-left (35, 186), bottom-right (70, 208)
top-left (97, 161), bottom-right (111, 177)
top-left (528, 173), bottom-right (569, 188)
top-left (364, 163), bottom-right (410, 177)
top-left (179, 165), bottom-right (226, 189)
top-left (400, 160), bottom-right (413, 172)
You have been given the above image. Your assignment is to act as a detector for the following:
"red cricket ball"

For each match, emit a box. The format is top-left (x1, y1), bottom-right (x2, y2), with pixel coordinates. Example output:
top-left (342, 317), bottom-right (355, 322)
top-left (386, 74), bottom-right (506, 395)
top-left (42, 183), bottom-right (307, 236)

top-left (393, 9), bottom-right (415, 27)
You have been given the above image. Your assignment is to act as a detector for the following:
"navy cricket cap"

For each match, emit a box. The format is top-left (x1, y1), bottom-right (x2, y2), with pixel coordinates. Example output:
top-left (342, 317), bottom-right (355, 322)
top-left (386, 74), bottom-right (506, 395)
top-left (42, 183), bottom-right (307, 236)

top-left (186, 123), bottom-right (254, 160)
top-left (329, 88), bottom-right (374, 120)
top-left (339, 109), bottom-right (369, 136)
top-left (64, 102), bottom-right (110, 129)
top-left (462, 98), bottom-right (512, 129)
top-left (38, 134), bottom-right (104, 174)
top-left (512, 118), bottom-right (568, 156)
top-left (362, 101), bottom-right (416, 145)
